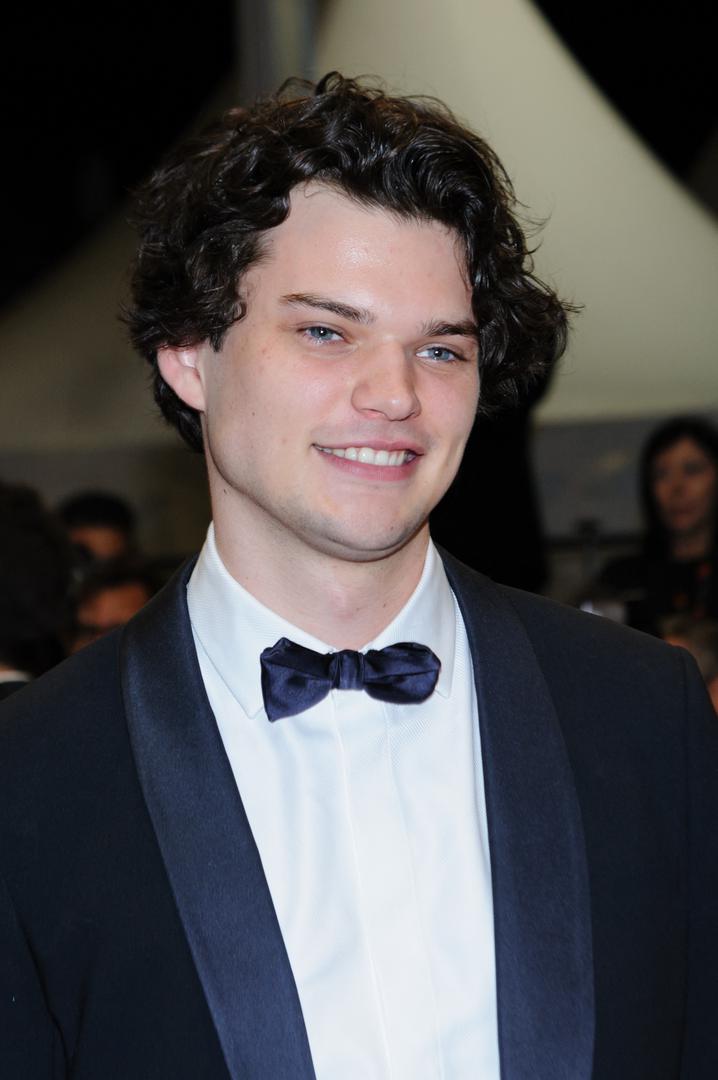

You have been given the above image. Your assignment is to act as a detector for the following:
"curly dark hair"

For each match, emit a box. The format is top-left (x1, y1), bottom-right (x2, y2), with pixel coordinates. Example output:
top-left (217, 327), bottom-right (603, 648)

top-left (126, 73), bottom-right (574, 452)
top-left (640, 416), bottom-right (718, 558)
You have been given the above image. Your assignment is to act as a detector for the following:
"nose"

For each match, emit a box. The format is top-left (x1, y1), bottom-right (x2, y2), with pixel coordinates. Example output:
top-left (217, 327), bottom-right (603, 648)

top-left (670, 474), bottom-right (685, 496)
top-left (663, 468), bottom-right (684, 497)
top-left (350, 343), bottom-right (421, 421)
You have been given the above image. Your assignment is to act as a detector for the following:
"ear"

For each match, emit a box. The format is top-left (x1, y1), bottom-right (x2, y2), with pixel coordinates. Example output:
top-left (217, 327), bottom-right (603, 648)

top-left (157, 345), bottom-right (207, 411)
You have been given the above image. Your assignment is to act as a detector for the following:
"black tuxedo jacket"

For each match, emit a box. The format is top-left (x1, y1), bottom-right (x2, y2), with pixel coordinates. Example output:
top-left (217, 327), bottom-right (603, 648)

top-left (0, 679), bottom-right (29, 702)
top-left (1, 553), bottom-right (716, 1079)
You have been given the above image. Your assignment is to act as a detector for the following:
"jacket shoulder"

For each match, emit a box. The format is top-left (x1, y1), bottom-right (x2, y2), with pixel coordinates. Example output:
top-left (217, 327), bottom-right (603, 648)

top-left (0, 631), bottom-right (125, 791)
top-left (0, 560), bottom-right (193, 757)
top-left (498, 580), bottom-right (673, 665)
top-left (441, 548), bottom-right (687, 692)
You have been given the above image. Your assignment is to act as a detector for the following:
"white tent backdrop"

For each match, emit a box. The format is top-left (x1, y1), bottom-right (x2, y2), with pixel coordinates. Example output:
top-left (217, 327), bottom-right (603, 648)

top-left (315, 0), bottom-right (718, 423)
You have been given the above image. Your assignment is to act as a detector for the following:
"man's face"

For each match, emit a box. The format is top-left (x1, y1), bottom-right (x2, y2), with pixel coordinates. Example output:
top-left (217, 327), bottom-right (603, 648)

top-left (162, 185), bottom-right (479, 564)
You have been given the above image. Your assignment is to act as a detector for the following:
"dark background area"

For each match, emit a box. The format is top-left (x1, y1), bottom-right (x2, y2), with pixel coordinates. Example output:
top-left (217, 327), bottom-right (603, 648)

top-left (1, 3), bottom-right (714, 310)
top-left (538, 1), bottom-right (716, 180)
top-left (1, 4), bottom-right (235, 309)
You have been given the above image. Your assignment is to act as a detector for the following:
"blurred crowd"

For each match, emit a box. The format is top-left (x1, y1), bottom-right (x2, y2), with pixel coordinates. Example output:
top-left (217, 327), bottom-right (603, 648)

top-left (0, 488), bottom-right (164, 700)
top-left (2, 413), bottom-right (718, 712)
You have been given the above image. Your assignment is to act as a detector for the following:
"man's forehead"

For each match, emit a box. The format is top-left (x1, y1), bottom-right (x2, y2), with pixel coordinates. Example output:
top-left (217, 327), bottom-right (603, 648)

top-left (248, 183), bottom-right (472, 300)
top-left (256, 182), bottom-right (461, 252)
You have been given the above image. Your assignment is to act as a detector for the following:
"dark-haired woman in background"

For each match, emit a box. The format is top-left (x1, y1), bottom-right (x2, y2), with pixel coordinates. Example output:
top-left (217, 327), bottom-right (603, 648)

top-left (600, 417), bottom-right (718, 634)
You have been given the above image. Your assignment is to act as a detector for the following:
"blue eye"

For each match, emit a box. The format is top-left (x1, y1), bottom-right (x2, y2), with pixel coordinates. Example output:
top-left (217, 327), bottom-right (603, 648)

top-left (304, 325), bottom-right (341, 342)
top-left (418, 345), bottom-right (461, 363)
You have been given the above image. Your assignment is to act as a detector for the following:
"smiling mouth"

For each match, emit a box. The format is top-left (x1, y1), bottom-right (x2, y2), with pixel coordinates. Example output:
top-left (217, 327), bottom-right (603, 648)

top-left (316, 445), bottom-right (417, 467)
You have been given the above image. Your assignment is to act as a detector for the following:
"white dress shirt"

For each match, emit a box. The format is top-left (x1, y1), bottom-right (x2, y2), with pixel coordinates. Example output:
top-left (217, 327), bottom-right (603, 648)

top-left (187, 526), bottom-right (500, 1078)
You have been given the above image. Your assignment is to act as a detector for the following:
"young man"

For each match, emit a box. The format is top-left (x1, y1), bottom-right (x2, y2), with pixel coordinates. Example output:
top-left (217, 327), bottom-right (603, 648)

top-left (1, 76), bottom-right (716, 1079)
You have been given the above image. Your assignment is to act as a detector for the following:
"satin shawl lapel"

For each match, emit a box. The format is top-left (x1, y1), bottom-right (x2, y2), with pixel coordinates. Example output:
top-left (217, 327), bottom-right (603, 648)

top-left (120, 563), bottom-right (315, 1080)
top-left (443, 553), bottom-right (595, 1080)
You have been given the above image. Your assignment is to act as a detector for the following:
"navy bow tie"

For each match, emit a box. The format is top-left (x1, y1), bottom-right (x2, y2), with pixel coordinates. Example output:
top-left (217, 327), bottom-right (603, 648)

top-left (259, 637), bottom-right (441, 721)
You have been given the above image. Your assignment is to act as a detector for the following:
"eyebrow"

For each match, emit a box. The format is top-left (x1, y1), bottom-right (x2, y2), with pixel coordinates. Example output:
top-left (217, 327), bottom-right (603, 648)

top-left (281, 293), bottom-right (375, 324)
top-left (421, 319), bottom-right (479, 341)
top-left (281, 292), bottom-right (479, 341)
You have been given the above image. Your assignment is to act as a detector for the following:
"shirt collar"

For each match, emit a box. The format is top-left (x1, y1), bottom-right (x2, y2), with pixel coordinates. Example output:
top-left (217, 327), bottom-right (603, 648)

top-left (187, 524), bottom-right (456, 718)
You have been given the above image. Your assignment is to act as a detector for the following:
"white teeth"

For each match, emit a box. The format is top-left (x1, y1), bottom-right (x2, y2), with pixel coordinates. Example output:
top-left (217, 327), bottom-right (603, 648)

top-left (318, 446), bottom-right (412, 467)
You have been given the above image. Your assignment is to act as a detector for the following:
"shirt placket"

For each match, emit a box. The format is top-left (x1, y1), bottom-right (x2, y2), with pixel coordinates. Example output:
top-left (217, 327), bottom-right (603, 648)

top-left (334, 688), bottom-right (443, 1079)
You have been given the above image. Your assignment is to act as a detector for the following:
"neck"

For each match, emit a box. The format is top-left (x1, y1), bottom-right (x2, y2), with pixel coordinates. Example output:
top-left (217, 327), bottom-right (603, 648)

top-left (670, 525), bottom-right (713, 562)
top-left (212, 515), bottom-right (430, 650)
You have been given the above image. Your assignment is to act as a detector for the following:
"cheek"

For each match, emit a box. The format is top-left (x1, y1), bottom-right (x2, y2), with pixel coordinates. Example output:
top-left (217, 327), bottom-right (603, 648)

top-left (652, 479), bottom-right (670, 509)
top-left (208, 353), bottom-right (276, 425)
top-left (699, 474), bottom-right (718, 508)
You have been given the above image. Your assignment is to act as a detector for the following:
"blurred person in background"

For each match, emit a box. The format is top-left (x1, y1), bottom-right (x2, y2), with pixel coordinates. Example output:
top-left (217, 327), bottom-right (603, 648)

top-left (0, 482), bottom-right (72, 698)
top-left (58, 490), bottom-right (138, 562)
top-left (68, 558), bottom-right (157, 653)
top-left (662, 615), bottom-right (718, 714)
top-left (599, 416), bottom-right (718, 634)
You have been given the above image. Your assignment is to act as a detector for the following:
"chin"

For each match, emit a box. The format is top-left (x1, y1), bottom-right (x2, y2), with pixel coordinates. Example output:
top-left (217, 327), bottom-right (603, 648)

top-left (669, 519), bottom-right (700, 538)
top-left (305, 515), bottom-right (429, 563)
